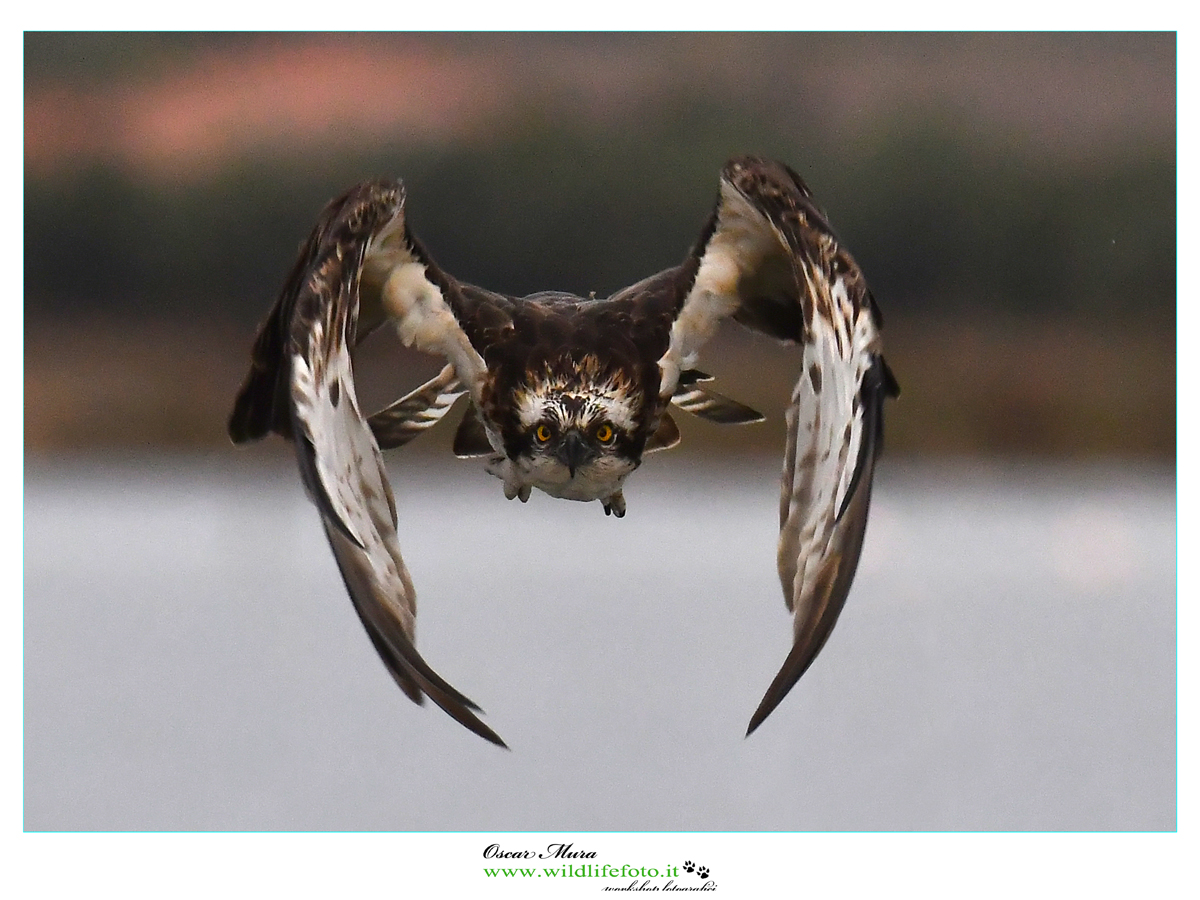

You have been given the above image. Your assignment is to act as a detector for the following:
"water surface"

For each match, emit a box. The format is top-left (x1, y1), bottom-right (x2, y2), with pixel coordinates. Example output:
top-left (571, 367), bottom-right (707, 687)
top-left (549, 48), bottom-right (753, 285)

top-left (24, 455), bottom-right (1176, 830)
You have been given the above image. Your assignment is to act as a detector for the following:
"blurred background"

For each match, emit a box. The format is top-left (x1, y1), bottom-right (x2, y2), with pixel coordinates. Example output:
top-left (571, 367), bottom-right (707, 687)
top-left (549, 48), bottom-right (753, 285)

top-left (24, 31), bottom-right (1175, 456)
top-left (24, 33), bottom-right (1177, 833)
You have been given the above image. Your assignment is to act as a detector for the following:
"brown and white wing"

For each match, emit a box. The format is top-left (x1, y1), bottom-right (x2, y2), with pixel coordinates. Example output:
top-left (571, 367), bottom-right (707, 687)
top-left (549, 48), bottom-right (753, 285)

top-left (228, 180), bottom-right (505, 747)
top-left (669, 369), bottom-right (764, 425)
top-left (659, 157), bottom-right (899, 735)
top-left (367, 365), bottom-right (466, 450)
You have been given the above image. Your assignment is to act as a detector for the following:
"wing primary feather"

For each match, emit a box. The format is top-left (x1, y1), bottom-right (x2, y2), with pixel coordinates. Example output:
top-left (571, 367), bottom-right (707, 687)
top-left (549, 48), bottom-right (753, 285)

top-left (659, 155), bottom-right (896, 733)
top-left (834, 356), bottom-right (890, 524)
top-left (747, 352), bottom-right (889, 736)
top-left (232, 178), bottom-right (506, 747)
top-left (327, 526), bottom-right (485, 714)
top-left (671, 384), bottom-right (765, 425)
top-left (368, 365), bottom-right (465, 450)
top-left (744, 441), bottom-right (878, 734)
top-left (746, 417), bottom-right (879, 736)
top-left (229, 215), bottom-right (334, 444)
top-left (324, 524), bottom-right (508, 748)
top-left (295, 432), bottom-right (366, 550)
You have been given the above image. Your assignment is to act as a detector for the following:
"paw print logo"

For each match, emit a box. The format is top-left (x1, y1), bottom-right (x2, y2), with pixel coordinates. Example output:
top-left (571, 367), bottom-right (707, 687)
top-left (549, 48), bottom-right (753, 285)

top-left (682, 861), bottom-right (695, 873)
top-left (697, 866), bottom-right (710, 879)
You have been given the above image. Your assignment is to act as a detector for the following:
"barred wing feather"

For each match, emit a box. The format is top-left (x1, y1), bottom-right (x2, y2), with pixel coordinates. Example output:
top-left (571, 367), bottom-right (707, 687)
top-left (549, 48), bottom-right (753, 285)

top-left (229, 181), bottom-right (506, 747)
top-left (661, 157), bottom-right (898, 735)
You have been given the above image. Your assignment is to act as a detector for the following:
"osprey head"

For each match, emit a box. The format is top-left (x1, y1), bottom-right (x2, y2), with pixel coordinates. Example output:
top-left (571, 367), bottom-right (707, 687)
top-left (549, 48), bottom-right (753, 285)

top-left (506, 355), bottom-right (645, 498)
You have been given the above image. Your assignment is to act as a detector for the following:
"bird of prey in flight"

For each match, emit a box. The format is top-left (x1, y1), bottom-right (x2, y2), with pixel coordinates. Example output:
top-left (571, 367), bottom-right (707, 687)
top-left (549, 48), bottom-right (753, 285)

top-left (229, 156), bottom-right (898, 748)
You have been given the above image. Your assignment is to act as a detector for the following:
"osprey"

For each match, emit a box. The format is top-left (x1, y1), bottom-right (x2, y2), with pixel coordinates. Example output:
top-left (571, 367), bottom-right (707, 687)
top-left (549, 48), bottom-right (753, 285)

top-left (229, 156), bottom-right (898, 748)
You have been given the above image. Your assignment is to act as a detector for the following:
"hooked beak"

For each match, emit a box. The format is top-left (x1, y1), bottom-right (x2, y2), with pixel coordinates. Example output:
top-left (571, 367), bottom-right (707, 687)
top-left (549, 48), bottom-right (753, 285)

top-left (553, 430), bottom-right (598, 478)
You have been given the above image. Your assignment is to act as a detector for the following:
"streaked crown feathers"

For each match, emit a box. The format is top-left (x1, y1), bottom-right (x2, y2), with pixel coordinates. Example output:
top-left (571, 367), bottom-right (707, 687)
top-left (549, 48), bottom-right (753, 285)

top-left (514, 354), bottom-right (642, 433)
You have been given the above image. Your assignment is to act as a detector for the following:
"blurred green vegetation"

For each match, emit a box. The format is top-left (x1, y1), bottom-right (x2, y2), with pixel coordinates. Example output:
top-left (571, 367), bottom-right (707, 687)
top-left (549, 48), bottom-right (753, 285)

top-left (25, 112), bottom-right (1176, 326)
top-left (22, 32), bottom-right (1176, 457)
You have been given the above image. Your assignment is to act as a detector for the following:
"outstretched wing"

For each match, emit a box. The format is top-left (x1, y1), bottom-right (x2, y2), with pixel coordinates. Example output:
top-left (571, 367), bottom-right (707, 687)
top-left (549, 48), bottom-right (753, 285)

top-left (658, 156), bottom-right (899, 735)
top-left (228, 180), bottom-right (506, 747)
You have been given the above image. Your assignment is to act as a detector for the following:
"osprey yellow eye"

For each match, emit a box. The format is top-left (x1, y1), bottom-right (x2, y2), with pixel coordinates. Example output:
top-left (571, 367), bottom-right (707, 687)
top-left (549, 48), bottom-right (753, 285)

top-left (535, 424), bottom-right (552, 443)
top-left (595, 423), bottom-right (615, 444)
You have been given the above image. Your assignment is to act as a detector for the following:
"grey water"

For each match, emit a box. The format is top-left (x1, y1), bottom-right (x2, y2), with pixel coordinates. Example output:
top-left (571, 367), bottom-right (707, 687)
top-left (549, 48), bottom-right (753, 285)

top-left (23, 454), bottom-right (1176, 831)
